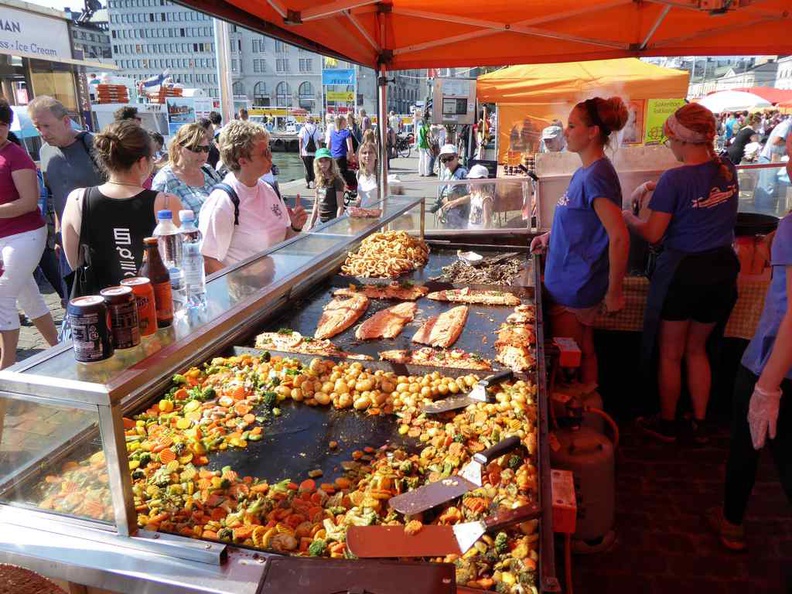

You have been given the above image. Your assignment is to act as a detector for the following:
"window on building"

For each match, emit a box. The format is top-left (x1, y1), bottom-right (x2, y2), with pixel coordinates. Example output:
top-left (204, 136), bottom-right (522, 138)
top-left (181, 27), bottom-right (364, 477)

top-left (298, 81), bottom-right (314, 110)
top-left (299, 58), bottom-right (312, 73)
top-left (276, 58), bottom-right (289, 73)
top-left (254, 81), bottom-right (269, 106)
top-left (276, 81), bottom-right (291, 106)
top-left (231, 59), bottom-right (238, 72)
top-left (233, 81), bottom-right (244, 96)
top-left (275, 40), bottom-right (287, 53)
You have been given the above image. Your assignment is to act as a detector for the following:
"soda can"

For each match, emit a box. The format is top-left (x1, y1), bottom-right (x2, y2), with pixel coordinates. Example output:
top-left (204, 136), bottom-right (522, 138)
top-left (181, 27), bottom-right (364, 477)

top-left (120, 277), bottom-right (158, 337)
top-left (67, 296), bottom-right (113, 363)
top-left (100, 286), bottom-right (140, 349)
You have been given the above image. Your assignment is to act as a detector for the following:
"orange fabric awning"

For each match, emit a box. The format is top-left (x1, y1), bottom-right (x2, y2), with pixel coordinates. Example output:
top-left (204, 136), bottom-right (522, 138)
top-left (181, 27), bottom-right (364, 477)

top-left (477, 59), bottom-right (689, 104)
top-left (177, 0), bottom-right (792, 70)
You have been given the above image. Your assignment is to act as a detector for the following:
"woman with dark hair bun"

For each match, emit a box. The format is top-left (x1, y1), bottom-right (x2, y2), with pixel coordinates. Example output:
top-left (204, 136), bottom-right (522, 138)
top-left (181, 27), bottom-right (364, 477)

top-left (624, 103), bottom-right (740, 444)
top-left (0, 97), bottom-right (58, 368)
top-left (531, 96), bottom-right (630, 385)
top-left (61, 120), bottom-right (184, 291)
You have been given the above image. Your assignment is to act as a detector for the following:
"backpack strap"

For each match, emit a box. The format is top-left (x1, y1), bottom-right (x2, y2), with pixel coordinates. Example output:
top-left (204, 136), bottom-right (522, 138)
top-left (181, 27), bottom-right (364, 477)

top-left (214, 182), bottom-right (240, 226)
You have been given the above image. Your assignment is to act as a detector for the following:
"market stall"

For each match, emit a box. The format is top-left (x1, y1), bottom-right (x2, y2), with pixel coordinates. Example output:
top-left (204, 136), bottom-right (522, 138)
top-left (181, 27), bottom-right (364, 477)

top-left (0, 197), bottom-right (557, 593)
top-left (476, 58), bottom-right (690, 164)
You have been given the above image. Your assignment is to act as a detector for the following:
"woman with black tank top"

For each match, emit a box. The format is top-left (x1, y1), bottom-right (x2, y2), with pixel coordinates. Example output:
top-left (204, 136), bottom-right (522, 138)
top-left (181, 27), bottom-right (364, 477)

top-left (61, 120), bottom-right (185, 291)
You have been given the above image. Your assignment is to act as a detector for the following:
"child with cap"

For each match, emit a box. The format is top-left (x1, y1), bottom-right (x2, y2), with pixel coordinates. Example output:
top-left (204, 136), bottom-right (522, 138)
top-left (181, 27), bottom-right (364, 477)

top-left (438, 164), bottom-right (493, 229)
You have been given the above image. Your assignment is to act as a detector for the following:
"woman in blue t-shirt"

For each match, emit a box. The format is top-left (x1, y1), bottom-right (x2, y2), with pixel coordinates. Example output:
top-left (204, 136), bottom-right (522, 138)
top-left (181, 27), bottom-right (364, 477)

top-left (623, 103), bottom-right (740, 444)
top-left (329, 115), bottom-right (356, 189)
top-left (531, 96), bottom-right (630, 384)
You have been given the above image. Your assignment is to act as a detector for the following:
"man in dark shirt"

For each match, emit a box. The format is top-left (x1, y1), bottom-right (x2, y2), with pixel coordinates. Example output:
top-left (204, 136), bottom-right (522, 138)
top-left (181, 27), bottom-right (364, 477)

top-left (28, 96), bottom-right (104, 296)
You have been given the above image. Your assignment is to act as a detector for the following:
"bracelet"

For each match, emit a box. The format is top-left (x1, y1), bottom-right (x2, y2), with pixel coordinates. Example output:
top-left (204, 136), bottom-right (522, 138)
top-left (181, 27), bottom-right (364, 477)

top-left (290, 224), bottom-right (303, 233)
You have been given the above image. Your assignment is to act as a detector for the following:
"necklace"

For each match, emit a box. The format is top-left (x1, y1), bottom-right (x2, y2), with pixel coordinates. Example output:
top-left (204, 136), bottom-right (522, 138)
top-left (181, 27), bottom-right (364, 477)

top-left (108, 180), bottom-right (141, 188)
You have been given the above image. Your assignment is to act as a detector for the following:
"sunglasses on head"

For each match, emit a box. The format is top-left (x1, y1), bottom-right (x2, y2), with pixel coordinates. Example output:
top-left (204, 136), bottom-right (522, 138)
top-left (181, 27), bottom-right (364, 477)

top-left (186, 144), bottom-right (210, 153)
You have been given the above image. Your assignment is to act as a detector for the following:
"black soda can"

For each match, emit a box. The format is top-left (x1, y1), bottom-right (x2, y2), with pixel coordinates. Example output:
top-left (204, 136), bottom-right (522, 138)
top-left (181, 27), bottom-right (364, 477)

top-left (67, 296), bottom-right (114, 362)
top-left (100, 285), bottom-right (140, 349)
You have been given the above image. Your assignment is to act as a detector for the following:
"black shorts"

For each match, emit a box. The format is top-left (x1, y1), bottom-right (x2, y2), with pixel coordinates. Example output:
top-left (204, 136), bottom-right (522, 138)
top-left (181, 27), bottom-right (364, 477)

top-left (661, 248), bottom-right (739, 324)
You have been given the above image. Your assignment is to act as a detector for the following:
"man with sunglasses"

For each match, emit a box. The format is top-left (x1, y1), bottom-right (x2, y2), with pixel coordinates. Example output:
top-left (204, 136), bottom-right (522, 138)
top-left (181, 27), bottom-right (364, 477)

top-left (432, 144), bottom-right (468, 227)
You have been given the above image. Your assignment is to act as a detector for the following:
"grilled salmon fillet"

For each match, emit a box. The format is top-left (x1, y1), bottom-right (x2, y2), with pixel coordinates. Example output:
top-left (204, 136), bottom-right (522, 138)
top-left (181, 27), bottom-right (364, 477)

top-left (411, 305), bottom-right (468, 348)
top-left (335, 283), bottom-right (428, 301)
top-left (426, 288), bottom-right (521, 306)
top-left (315, 291), bottom-right (370, 339)
top-left (355, 302), bottom-right (417, 340)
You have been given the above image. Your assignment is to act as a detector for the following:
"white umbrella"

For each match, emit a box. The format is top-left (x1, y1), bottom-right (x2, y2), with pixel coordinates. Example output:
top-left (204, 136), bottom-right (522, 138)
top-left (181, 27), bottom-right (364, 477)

top-left (697, 90), bottom-right (772, 114)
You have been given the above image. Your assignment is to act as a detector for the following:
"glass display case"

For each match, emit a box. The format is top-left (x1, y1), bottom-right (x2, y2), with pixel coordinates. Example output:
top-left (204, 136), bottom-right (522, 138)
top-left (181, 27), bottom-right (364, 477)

top-left (0, 196), bottom-right (423, 539)
top-left (0, 194), bottom-right (555, 593)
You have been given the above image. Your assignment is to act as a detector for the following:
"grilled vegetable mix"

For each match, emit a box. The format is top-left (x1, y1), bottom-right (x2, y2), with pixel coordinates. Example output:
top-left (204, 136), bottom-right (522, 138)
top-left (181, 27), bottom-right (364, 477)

top-left (37, 353), bottom-right (540, 593)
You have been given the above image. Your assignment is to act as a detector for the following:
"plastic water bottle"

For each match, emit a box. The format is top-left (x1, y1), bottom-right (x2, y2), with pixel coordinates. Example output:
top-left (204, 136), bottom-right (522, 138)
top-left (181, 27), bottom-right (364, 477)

top-left (179, 210), bottom-right (206, 308)
top-left (153, 210), bottom-right (185, 310)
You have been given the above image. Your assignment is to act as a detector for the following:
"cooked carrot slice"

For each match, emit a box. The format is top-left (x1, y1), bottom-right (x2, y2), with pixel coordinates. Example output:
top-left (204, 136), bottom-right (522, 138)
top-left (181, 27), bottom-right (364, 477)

top-left (298, 479), bottom-right (316, 492)
top-left (159, 448), bottom-right (176, 464)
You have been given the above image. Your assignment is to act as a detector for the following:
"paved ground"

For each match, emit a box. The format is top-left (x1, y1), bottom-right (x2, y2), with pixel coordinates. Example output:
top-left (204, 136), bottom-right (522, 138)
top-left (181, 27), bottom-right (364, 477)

top-left (11, 153), bottom-right (792, 593)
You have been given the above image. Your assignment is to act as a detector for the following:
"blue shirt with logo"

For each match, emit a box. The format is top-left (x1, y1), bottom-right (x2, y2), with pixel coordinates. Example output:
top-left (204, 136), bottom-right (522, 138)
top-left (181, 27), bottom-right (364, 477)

top-left (545, 158), bottom-right (622, 308)
top-left (648, 159), bottom-right (738, 253)
top-left (742, 214), bottom-right (792, 380)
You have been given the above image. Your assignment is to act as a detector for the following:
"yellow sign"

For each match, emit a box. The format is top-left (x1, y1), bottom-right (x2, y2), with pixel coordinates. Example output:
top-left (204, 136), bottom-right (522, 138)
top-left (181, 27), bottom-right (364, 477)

top-left (645, 99), bottom-right (686, 144)
top-left (327, 91), bottom-right (354, 102)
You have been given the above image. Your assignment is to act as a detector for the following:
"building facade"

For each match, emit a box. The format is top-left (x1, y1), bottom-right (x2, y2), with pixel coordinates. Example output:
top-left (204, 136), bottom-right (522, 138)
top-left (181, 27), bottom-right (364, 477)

top-left (775, 56), bottom-right (792, 91)
top-left (387, 69), bottom-right (427, 114)
top-left (66, 8), bottom-right (112, 64)
top-left (107, 0), bottom-right (382, 114)
top-left (715, 61), bottom-right (779, 91)
top-left (107, 0), bottom-right (219, 97)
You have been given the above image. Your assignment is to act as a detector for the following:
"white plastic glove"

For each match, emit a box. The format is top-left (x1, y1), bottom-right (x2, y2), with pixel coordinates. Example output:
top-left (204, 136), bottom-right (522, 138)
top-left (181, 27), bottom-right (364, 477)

top-left (747, 385), bottom-right (782, 450)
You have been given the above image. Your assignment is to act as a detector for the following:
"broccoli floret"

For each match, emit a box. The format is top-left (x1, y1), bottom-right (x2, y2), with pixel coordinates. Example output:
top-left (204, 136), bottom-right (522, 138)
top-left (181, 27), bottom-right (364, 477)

top-left (261, 391), bottom-right (277, 409)
top-left (220, 478), bottom-right (232, 490)
top-left (172, 374), bottom-right (188, 385)
top-left (453, 434), bottom-right (466, 444)
top-left (494, 532), bottom-right (509, 555)
top-left (217, 528), bottom-right (233, 541)
top-left (399, 460), bottom-right (414, 474)
top-left (308, 539), bottom-right (327, 557)
top-left (202, 387), bottom-right (216, 400)
top-left (137, 452), bottom-right (152, 467)
top-left (131, 470), bottom-right (145, 480)
top-left (508, 454), bottom-right (523, 470)
top-left (173, 442), bottom-right (187, 455)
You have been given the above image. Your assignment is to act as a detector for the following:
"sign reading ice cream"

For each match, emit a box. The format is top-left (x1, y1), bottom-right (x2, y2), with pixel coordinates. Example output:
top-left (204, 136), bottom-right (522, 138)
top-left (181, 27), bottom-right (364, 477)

top-left (0, 6), bottom-right (71, 61)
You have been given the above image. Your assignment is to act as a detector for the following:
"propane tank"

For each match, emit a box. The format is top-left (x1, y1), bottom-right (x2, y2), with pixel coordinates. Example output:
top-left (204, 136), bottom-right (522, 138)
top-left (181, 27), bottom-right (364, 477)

top-left (551, 383), bottom-right (605, 434)
top-left (549, 425), bottom-right (615, 552)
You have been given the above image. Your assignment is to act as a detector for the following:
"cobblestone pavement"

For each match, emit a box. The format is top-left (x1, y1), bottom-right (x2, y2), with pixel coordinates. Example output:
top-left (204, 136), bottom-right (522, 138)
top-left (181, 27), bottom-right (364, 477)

top-left (16, 281), bottom-right (64, 364)
top-left (570, 423), bottom-right (791, 594)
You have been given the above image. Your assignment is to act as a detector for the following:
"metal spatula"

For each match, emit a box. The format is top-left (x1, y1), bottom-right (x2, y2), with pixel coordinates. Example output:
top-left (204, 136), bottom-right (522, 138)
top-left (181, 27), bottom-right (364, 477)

top-left (388, 436), bottom-right (521, 515)
top-left (346, 503), bottom-right (542, 558)
top-left (423, 369), bottom-right (514, 414)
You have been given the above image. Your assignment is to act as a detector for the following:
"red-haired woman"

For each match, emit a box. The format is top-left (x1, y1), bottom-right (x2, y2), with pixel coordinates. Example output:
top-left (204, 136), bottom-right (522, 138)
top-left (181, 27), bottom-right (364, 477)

top-left (624, 103), bottom-right (740, 444)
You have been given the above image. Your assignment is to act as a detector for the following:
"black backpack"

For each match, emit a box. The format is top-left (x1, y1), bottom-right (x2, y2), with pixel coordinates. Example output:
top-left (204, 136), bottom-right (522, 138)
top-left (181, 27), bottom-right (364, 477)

top-left (212, 181), bottom-right (281, 226)
top-left (304, 126), bottom-right (317, 153)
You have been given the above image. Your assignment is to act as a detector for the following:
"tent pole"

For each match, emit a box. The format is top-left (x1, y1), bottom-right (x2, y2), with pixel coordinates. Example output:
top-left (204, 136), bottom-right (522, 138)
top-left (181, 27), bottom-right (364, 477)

top-left (378, 65), bottom-right (389, 200)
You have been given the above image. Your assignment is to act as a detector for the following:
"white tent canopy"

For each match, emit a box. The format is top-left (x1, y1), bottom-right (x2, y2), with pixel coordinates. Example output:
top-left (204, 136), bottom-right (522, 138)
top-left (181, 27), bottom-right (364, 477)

top-left (698, 91), bottom-right (772, 114)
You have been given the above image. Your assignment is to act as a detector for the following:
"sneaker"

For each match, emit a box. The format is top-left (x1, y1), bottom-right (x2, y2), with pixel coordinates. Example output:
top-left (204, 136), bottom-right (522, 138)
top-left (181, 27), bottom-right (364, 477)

top-left (636, 414), bottom-right (677, 443)
top-left (705, 506), bottom-right (747, 552)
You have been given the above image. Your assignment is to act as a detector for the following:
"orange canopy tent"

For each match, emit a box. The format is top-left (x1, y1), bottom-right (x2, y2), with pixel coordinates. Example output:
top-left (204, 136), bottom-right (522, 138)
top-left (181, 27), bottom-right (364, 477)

top-left (476, 59), bottom-right (689, 161)
top-left (477, 58), bottom-right (689, 104)
top-left (177, 0), bottom-right (792, 71)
